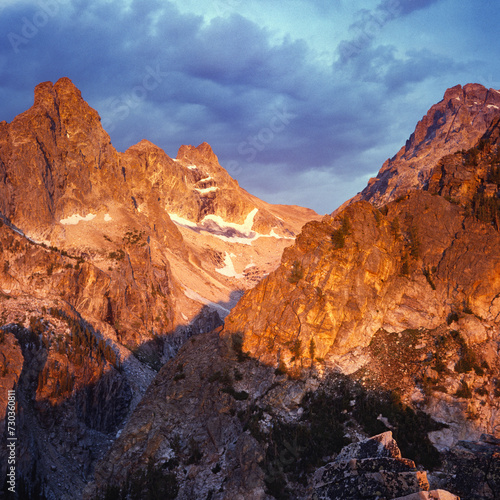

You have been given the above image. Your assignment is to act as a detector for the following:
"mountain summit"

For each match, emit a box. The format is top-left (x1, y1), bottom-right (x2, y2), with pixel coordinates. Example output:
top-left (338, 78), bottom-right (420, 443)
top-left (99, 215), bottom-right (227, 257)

top-left (355, 83), bottom-right (500, 206)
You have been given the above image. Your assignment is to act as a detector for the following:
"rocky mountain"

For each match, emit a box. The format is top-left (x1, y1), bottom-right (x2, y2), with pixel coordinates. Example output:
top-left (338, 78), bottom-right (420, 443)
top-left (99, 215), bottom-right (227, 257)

top-left (347, 83), bottom-right (500, 208)
top-left (0, 78), bottom-right (317, 499)
top-left (86, 84), bottom-right (500, 500)
top-left (4, 78), bottom-right (500, 499)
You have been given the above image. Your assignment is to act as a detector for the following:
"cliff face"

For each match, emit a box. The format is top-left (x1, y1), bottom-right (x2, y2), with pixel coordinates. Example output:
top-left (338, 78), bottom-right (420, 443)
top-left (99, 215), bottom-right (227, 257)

top-left (226, 190), bottom-right (500, 371)
top-left (87, 329), bottom-right (463, 500)
top-left (0, 78), bottom-right (121, 238)
top-left (221, 123), bottom-right (500, 452)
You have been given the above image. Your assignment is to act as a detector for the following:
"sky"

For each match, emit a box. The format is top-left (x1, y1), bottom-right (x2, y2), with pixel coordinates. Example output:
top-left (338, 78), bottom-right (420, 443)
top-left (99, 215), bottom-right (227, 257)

top-left (1, 0), bottom-right (499, 214)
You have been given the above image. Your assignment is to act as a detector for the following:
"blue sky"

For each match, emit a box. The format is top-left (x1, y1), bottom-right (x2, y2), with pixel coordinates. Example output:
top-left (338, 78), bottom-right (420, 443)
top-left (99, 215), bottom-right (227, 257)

top-left (1, 0), bottom-right (499, 214)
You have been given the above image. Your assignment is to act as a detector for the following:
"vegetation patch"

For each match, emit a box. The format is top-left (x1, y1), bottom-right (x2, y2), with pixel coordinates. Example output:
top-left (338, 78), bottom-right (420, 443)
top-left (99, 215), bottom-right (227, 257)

top-left (331, 215), bottom-right (351, 249)
top-left (231, 332), bottom-right (250, 362)
top-left (455, 380), bottom-right (473, 399)
top-left (423, 267), bottom-right (437, 290)
top-left (288, 260), bottom-right (304, 284)
top-left (94, 459), bottom-right (178, 500)
top-left (241, 374), bottom-right (445, 499)
top-left (109, 249), bottom-right (125, 261)
top-left (123, 229), bottom-right (146, 246)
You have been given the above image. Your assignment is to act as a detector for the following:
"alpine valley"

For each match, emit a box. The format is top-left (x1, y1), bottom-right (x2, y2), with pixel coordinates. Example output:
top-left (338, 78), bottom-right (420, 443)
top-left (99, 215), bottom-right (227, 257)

top-left (1, 79), bottom-right (500, 500)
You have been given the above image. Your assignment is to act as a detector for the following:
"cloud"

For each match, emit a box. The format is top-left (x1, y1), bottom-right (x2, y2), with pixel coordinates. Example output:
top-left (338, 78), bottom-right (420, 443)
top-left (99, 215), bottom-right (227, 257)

top-left (379, 0), bottom-right (442, 17)
top-left (337, 0), bottom-right (444, 63)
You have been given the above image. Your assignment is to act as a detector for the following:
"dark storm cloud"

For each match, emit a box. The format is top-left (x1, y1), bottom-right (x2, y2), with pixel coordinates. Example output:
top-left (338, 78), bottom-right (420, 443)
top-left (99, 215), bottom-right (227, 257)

top-left (0, 0), bottom-right (489, 213)
top-left (338, 0), bottom-right (444, 63)
top-left (379, 0), bottom-right (442, 16)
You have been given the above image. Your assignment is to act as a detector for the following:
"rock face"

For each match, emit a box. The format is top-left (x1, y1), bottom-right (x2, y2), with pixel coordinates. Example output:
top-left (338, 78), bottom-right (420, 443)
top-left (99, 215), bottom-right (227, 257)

top-left (0, 79), bottom-right (317, 499)
top-left (225, 190), bottom-right (500, 374)
top-left (88, 339), bottom-right (461, 500)
top-left (350, 83), bottom-right (500, 207)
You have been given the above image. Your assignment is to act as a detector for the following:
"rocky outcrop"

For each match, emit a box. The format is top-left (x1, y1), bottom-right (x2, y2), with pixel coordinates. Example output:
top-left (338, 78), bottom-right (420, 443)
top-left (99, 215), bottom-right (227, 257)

top-left (0, 331), bottom-right (23, 434)
top-left (0, 307), bottom-right (133, 499)
top-left (313, 432), bottom-right (458, 500)
top-left (88, 339), bottom-right (464, 500)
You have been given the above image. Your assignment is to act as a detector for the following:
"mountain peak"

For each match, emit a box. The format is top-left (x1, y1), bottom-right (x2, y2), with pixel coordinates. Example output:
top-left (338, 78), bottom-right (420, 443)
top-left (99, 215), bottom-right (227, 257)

top-left (352, 82), bottom-right (500, 207)
top-left (176, 142), bottom-right (219, 165)
top-left (441, 82), bottom-right (498, 109)
top-left (53, 76), bottom-right (81, 94)
top-left (33, 77), bottom-right (82, 109)
top-left (126, 138), bottom-right (163, 153)
top-left (195, 141), bottom-right (218, 161)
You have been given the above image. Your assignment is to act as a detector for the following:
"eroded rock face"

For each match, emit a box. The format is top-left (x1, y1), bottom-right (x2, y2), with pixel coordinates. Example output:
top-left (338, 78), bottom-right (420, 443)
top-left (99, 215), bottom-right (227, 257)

top-left (0, 307), bottom-right (133, 500)
top-left (0, 77), bottom-right (121, 239)
top-left (0, 331), bottom-right (23, 432)
top-left (225, 190), bottom-right (500, 372)
top-left (351, 83), bottom-right (500, 207)
top-left (86, 331), bottom-right (273, 500)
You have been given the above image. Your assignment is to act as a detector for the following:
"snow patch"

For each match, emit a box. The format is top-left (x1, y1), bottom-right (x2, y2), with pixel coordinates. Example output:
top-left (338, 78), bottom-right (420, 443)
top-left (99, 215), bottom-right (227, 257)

top-left (244, 262), bottom-right (256, 270)
top-left (183, 288), bottom-right (230, 317)
top-left (487, 105), bottom-right (499, 109)
top-left (168, 213), bottom-right (198, 228)
top-left (104, 213), bottom-right (113, 221)
top-left (203, 208), bottom-right (258, 236)
top-left (194, 186), bottom-right (219, 194)
top-left (216, 253), bottom-right (243, 279)
top-left (168, 208), bottom-right (294, 245)
top-left (60, 213), bottom-right (97, 225)
top-left (198, 176), bottom-right (213, 183)
top-left (187, 164), bottom-right (197, 170)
